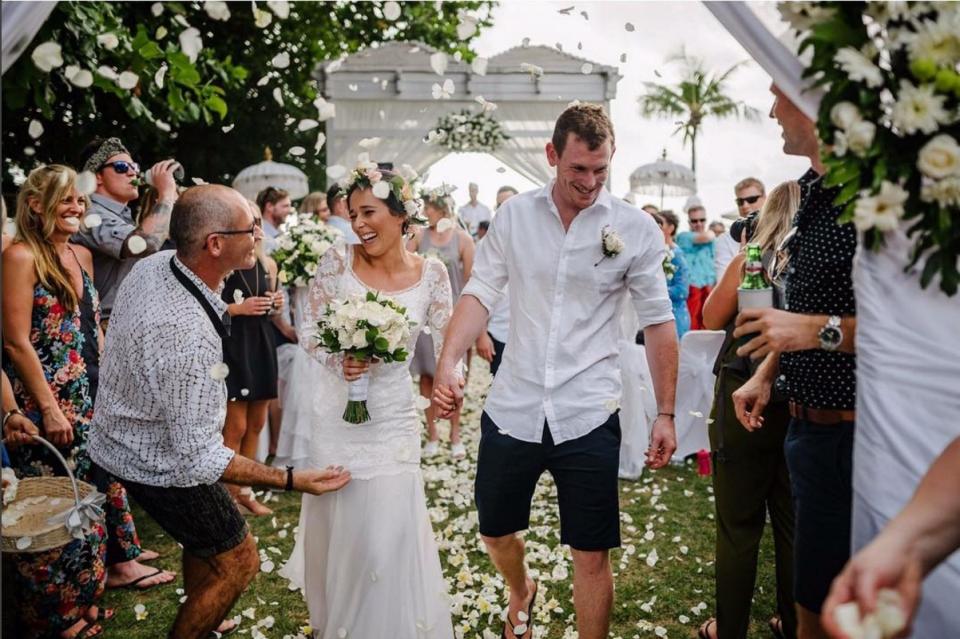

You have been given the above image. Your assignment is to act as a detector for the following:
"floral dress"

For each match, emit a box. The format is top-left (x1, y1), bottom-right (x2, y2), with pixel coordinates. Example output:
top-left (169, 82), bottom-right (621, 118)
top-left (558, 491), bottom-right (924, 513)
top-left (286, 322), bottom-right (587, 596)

top-left (4, 271), bottom-right (144, 566)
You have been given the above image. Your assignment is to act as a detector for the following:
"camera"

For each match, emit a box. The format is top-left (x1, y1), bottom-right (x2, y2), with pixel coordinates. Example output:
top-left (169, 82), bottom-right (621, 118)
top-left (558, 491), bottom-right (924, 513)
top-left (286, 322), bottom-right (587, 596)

top-left (730, 210), bottom-right (759, 244)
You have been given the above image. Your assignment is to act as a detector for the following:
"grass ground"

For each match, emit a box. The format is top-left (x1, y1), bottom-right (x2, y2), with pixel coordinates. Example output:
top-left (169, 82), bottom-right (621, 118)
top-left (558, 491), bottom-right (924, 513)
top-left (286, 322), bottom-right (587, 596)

top-left (86, 358), bottom-right (781, 639)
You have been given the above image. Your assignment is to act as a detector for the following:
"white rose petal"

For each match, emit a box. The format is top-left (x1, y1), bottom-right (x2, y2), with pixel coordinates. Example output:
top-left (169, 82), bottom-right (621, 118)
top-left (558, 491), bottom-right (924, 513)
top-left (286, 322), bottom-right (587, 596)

top-left (15, 536), bottom-right (32, 550)
top-left (654, 627), bottom-right (668, 638)
top-left (337, 628), bottom-right (347, 639)
top-left (97, 65), bottom-right (119, 81)
top-left (358, 137), bottom-right (382, 150)
top-left (154, 64), bottom-right (168, 89)
top-left (917, 134), bottom-right (960, 180)
top-left (222, 124), bottom-right (235, 133)
top-left (28, 120), bottom-right (44, 139)
top-left (266, 0), bottom-right (290, 19)
top-left (830, 101), bottom-right (862, 130)
top-left (646, 548), bottom-right (659, 567)
top-left (580, 62), bottom-right (593, 74)
top-left (254, 7), bottom-right (273, 28)
top-left (326, 165), bottom-right (346, 180)
top-left (117, 71), bottom-right (140, 90)
top-left (261, 560), bottom-right (275, 573)
top-left (288, 146), bottom-right (306, 156)
top-left (435, 218), bottom-right (454, 233)
top-left (471, 56), bottom-right (488, 76)
top-left (429, 52), bottom-right (448, 76)
top-left (210, 362), bottom-right (230, 380)
top-left (152, 2), bottom-right (164, 16)
top-left (76, 171), bottom-right (97, 195)
top-left (128, 235), bottom-right (148, 255)
top-left (457, 15), bottom-right (478, 40)
top-left (271, 51), bottom-right (290, 69)
top-left (383, 0), bottom-right (401, 21)
top-left (314, 96), bottom-right (336, 121)
top-left (233, 289), bottom-right (244, 304)
top-left (298, 118), bottom-right (319, 131)
top-left (156, 26), bottom-right (168, 39)
top-left (415, 395), bottom-right (431, 410)
top-left (372, 181), bottom-right (391, 199)
top-left (31, 42), bottom-right (63, 72)
top-left (204, 0), bottom-right (231, 21)
top-left (273, 87), bottom-right (284, 106)
top-left (83, 213), bottom-right (103, 229)
top-left (179, 27), bottom-right (203, 63)
top-left (97, 33), bottom-right (120, 50)
top-left (69, 69), bottom-right (94, 88)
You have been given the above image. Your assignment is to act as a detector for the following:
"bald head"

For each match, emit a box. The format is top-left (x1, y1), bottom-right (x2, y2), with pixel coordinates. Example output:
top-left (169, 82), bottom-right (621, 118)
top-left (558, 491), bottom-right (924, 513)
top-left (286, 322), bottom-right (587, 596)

top-left (170, 184), bottom-right (247, 258)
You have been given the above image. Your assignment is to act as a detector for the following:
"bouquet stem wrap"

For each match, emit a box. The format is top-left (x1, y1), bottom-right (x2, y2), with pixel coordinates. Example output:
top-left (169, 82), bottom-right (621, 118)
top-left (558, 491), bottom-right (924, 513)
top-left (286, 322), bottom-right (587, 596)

top-left (344, 371), bottom-right (371, 424)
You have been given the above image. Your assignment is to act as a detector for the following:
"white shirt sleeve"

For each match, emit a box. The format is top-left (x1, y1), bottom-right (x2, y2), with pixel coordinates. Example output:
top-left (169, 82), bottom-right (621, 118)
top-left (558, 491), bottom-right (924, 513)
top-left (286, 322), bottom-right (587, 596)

top-left (460, 207), bottom-right (509, 314)
top-left (627, 221), bottom-right (675, 328)
top-left (714, 233), bottom-right (739, 280)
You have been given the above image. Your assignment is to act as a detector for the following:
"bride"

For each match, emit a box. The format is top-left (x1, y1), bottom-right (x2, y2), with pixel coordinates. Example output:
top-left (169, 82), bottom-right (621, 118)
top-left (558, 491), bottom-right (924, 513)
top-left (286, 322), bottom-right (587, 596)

top-left (281, 163), bottom-right (455, 639)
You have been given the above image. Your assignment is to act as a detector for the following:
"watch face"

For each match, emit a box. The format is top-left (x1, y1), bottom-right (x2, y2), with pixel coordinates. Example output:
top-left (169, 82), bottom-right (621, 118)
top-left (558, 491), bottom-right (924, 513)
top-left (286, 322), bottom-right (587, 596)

top-left (821, 326), bottom-right (842, 346)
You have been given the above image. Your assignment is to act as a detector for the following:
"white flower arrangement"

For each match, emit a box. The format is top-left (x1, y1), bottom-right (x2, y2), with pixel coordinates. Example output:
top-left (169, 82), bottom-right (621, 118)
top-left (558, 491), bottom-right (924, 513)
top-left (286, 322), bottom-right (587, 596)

top-left (595, 225), bottom-right (625, 266)
top-left (663, 248), bottom-right (677, 281)
top-left (427, 109), bottom-right (509, 153)
top-left (272, 217), bottom-right (343, 288)
top-left (336, 153), bottom-right (427, 227)
top-left (789, 1), bottom-right (960, 295)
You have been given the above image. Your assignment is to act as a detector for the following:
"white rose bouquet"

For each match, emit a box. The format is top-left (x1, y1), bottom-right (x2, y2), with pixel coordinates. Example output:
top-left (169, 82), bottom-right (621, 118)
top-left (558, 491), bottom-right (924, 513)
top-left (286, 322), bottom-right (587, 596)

top-left (427, 109), bottom-right (509, 153)
top-left (315, 291), bottom-right (414, 423)
top-left (272, 217), bottom-right (343, 288)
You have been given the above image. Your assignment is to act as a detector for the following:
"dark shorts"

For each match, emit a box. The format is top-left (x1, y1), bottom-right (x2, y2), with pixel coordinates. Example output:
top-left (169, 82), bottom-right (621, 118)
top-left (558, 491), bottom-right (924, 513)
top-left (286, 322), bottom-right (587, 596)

top-left (783, 417), bottom-right (854, 613)
top-left (117, 472), bottom-right (248, 558)
top-left (474, 411), bottom-right (621, 551)
top-left (488, 333), bottom-right (505, 377)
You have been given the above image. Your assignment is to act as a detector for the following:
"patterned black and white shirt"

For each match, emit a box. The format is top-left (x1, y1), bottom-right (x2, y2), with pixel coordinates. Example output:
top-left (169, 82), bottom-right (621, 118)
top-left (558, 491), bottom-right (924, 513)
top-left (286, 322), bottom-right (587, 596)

top-left (88, 251), bottom-right (236, 487)
top-left (778, 168), bottom-right (858, 410)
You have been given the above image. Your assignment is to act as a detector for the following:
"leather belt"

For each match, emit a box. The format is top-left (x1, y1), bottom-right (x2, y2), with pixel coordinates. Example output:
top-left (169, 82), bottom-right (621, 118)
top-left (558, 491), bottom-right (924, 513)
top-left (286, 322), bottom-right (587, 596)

top-left (789, 401), bottom-right (855, 425)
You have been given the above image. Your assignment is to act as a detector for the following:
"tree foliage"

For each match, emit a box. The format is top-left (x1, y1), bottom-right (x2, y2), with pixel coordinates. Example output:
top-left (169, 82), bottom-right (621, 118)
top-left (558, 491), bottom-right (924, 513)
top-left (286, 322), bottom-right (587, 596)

top-left (2, 0), bottom-right (494, 195)
top-left (638, 49), bottom-right (760, 174)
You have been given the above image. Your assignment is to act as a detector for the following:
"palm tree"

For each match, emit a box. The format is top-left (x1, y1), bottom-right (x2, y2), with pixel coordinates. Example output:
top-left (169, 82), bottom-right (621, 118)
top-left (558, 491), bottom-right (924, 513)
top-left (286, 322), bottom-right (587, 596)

top-left (638, 49), bottom-right (761, 174)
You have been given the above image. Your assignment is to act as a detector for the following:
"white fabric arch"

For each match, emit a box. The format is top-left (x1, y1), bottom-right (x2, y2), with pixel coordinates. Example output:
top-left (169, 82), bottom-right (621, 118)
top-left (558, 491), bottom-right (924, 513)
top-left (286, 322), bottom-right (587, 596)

top-left (2, 1), bottom-right (58, 76)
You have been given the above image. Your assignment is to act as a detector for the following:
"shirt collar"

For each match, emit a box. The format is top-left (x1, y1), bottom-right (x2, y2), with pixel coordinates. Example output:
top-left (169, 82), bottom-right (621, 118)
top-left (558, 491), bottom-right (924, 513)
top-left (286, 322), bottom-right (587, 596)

top-left (172, 255), bottom-right (228, 315)
top-left (90, 193), bottom-right (131, 217)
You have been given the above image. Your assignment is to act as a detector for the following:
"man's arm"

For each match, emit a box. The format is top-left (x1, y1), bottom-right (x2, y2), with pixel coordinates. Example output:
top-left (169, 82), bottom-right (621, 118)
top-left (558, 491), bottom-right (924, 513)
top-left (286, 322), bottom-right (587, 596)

top-left (692, 230), bottom-right (716, 244)
top-left (434, 295), bottom-right (489, 416)
top-left (221, 454), bottom-right (350, 495)
top-left (643, 320), bottom-right (679, 468)
top-left (121, 160), bottom-right (180, 256)
top-left (734, 308), bottom-right (856, 359)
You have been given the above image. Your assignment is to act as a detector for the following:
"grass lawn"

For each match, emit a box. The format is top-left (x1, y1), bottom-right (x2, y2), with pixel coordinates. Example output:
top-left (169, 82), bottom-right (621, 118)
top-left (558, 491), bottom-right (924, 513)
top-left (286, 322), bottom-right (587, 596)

top-left (90, 359), bottom-right (781, 638)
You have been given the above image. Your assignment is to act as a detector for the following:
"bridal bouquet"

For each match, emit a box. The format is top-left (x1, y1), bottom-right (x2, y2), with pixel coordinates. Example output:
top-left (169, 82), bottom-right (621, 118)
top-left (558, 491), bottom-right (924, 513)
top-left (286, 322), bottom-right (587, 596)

top-left (315, 291), bottom-right (414, 423)
top-left (272, 217), bottom-right (343, 287)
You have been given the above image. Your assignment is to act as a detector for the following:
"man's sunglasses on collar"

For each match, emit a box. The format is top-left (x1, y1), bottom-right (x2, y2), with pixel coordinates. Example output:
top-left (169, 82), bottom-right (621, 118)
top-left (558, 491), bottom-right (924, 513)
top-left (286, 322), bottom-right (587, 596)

top-left (100, 160), bottom-right (140, 175)
top-left (735, 194), bottom-right (762, 207)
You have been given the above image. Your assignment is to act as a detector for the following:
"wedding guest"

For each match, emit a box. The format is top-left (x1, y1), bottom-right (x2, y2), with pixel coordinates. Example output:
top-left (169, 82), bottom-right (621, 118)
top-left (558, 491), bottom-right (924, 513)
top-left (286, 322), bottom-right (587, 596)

top-left (676, 195), bottom-right (716, 329)
top-left (475, 186), bottom-right (518, 377)
top-left (715, 177), bottom-right (766, 278)
top-left (86, 184), bottom-right (350, 639)
top-left (299, 191), bottom-right (330, 222)
top-left (641, 203), bottom-right (660, 215)
top-left (458, 182), bottom-right (493, 236)
top-left (408, 186), bottom-right (475, 459)
top-left (325, 184), bottom-right (360, 244)
top-left (256, 186), bottom-right (292, 255)
top-left (656, 210), bottom-right (691, 338)
top-left (434, 103), bottom-right (679, 639)
top-left (709, 220), bottom-right (727, 236)
top-left (72, 136), bottom-right (181, 330)
top-left (2, 165), bottom-right (176, 593)
top-left (495, 185), bottom-right (519, 209)
top-left (221, 202), bottom-right (284, 516)
top-left (699, 181), bottom-right (801, 639)
top-left (733, 84), bottom-right (858, 639)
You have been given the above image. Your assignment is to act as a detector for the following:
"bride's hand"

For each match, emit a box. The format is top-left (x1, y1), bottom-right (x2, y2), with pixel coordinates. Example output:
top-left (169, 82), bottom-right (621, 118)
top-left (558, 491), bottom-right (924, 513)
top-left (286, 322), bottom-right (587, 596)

top-left (432, 365), bottom-right (465, 418)
top-left (342, 355), bottom-right (370, 381)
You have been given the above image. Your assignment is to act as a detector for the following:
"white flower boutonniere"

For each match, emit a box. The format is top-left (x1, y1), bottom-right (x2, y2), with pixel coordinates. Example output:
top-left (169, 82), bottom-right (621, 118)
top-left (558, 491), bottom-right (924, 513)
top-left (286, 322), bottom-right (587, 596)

top-left (595, 225), bottom-right (624, 266)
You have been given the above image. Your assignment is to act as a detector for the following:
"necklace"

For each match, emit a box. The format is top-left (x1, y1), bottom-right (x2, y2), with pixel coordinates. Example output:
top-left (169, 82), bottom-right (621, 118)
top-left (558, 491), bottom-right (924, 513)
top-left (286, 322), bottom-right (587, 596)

top-left (237, 260), bottom-right (261, 298)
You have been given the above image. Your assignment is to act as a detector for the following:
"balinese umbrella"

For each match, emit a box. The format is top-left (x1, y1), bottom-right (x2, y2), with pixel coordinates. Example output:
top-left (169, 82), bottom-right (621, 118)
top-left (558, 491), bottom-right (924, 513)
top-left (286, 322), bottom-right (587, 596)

top-left (232, 148), bottom-right (309, 201)
top-left (628, 149), bottom-right (697, 209)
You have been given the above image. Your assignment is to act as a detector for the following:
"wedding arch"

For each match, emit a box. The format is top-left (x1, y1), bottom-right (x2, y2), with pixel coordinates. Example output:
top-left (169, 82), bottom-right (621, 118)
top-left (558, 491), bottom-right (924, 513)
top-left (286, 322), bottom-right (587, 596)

top-left (313, 41), bottom-right (621, 185)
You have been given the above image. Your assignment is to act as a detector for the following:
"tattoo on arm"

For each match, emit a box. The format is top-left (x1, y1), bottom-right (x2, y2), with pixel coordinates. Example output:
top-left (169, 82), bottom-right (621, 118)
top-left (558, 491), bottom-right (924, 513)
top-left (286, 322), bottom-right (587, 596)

top-left (220, 453), bottom-right (286, 489)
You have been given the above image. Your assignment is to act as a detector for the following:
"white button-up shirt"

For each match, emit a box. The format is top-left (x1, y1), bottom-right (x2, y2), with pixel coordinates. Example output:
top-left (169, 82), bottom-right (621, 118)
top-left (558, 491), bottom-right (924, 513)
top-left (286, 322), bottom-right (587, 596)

top-left (462, 181), bottom-right (673, 444)
top-left (88, 251), bottom-right (235, 487)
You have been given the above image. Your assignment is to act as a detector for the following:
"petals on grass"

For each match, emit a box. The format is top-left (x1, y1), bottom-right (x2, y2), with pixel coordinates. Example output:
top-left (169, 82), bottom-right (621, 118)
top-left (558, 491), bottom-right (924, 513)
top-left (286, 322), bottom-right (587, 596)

top-left (134, 603), bottom-right (148, 621)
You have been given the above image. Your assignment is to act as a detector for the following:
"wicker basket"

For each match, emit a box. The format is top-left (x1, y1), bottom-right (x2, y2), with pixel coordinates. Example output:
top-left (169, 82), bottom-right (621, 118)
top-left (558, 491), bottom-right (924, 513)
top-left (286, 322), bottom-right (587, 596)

top-left (2, 436), bottom-right (99, 554)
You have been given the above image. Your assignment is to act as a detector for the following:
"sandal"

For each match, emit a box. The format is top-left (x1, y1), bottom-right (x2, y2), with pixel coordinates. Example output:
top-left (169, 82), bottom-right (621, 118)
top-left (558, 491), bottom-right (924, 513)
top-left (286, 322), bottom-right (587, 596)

top-left (88, 607), bottom-right (115, 622)
top-left (501, 581), bottom-right (537, 639)
top-left (62, 620), bottom-right (102, 639)
top-left (698, 618), bottom-right (717, 639)
top-left (111, 568), bottom-right (171, 591)
top-left (769, 615), bottom-right (785, 639)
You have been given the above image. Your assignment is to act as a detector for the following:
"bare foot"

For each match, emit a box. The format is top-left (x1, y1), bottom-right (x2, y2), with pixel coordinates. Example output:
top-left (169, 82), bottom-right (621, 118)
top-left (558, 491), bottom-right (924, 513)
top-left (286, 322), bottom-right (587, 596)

top-left (106, 560), bottom-right (176, 589)
top-left (217, 618), bottom-right (239, 634)
top-left (236, 492), bottom-right (273, 517)
top-left (138, 549), bottom-right (160, 562)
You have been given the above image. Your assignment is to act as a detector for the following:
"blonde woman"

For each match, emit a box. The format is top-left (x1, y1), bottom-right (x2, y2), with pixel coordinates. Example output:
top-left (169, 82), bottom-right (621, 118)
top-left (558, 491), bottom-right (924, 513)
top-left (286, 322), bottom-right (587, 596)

top-left (406, 186), bottom-right (475, 459)
top-left (699, 180), bottom-right (801, 639)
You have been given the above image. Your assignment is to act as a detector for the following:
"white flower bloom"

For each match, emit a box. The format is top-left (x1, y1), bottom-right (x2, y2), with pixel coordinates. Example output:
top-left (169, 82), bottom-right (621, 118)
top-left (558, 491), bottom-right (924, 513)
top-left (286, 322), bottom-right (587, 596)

top-left (471, 56), bottom-right (488, 76)
top-left (271, 51), bottom-right (290, 69)
top-left (847, 120), bottom-right (877, 157)
top-left (778, 2), bottom-right (835, 31)
top-left (204, 0), bottom-right (231, 21)
top-left (854, 181), bottom-right (909, 232)
top-left (154, 63), bottom-right (167, 89)
top-left (97, 33), bottom-right (120, 50)
top-left (372, 181), bottom-right (391, 199)
top-left (834, 47), bottom-right (884, 88)
top-left (117, 71), bottom-right (140, 90)
top-left (179, 27), bottom-right (203, 63)
top-left (917, 134), bottom-right (960, 179)
top-left (382, 1), bottom-right (401, 21)
top-left (520, 62), bottom-right (544, 78)
top-left (266, 0), bottom-right (290, 19)
top-left (31, 42), bottom-right (63, 72)
top-left (28, 119), bottom-right (44, 139)
top-left (890, 80), bottom-right (951, 136)
top-left (908, 13), bottom-right (960, 67)
top-left (830, 102), bottom-right (862, 130)
top-left (921, 176), bottom-right (960, 208)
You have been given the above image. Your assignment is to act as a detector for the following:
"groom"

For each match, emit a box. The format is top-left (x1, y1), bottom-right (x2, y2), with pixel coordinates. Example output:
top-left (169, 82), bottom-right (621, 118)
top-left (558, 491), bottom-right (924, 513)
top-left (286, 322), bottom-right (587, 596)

top-left (434, 103), bottom-right (679, 639)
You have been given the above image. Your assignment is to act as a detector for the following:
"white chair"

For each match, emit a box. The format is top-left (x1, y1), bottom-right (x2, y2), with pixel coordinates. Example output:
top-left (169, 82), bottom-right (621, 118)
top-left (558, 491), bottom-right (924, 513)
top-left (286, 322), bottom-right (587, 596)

top-left (673, 330), bottom-right (726, 460)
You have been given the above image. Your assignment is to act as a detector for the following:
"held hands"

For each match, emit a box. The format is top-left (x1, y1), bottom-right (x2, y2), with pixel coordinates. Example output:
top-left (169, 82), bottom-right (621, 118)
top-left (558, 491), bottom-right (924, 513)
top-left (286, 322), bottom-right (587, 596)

top-left (293, 465), bottom-right (351, 496)
top-left (149, 159), bottom-right (180, 202)
top-left (343, 355), bottom-right (372, 382)
top-left (645, 415), bottom-right (676, 469)
top-left (41, 405), bottom-right (73, 447)
top-left (3, 413), bottom-right (40, 447)
top-left (237, 295), bottom-right (274, 316)
top-left (432, 364), bottom-right (465, 419)
top-left (734, 308), bottom-right (819, 360)
top-left (475, 333), bottom-right (495, 363)
top-left (732, 375), bottom-right (772, 431)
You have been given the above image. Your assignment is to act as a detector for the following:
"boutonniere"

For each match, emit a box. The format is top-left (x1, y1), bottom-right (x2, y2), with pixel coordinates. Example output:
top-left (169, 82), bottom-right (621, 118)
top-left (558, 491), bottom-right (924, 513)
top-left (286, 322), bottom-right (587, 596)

top-left (595, 225), bottom-right (624, 266)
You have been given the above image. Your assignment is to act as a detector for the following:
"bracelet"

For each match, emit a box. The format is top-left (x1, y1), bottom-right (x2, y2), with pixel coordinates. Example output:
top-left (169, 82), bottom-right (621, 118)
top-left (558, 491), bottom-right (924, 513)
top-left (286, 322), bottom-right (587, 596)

top-left (2, 408), bottom-right (25, 429)
top-left (657, 412), bottom-right (675, 419)
top-left (285, 465), bottom-right (294, 491)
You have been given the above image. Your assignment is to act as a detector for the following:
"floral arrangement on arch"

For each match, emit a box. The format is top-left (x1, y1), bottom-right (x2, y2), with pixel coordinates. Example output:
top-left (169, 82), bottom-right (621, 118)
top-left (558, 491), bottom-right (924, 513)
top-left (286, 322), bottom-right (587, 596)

top-left (337, 153), bottom-right (428, 227)
top-left (782, 1), bottom-right (960, 295)
top-left (426, 109), bottom-right (509, 153)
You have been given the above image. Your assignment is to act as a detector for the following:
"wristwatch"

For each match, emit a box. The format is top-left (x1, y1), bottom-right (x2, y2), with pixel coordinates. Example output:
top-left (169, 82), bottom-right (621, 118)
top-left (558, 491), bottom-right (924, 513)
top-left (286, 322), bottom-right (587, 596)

top-left (818, 315), bottom-right (843, 351)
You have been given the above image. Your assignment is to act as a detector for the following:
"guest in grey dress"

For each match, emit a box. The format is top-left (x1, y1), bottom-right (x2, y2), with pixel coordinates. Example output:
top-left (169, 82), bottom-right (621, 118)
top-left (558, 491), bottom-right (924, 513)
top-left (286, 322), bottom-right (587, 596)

top-left (407, 186), bottom-right (475, 459)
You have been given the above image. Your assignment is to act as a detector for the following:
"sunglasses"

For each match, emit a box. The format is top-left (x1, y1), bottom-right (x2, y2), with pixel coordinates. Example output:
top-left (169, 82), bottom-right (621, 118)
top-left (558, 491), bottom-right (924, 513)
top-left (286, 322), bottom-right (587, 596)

top-left (735, 194), bottom-right (762, 206)
top-left (100, 160), bottom-right (140, 175)
top-left (689, 218), bottom-right (706, 223)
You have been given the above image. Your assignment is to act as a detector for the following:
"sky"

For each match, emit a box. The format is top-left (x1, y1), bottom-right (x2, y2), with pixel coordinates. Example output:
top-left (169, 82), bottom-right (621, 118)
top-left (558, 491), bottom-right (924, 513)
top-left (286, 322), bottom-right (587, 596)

top-left (428, 0), bottom-right (810, 230)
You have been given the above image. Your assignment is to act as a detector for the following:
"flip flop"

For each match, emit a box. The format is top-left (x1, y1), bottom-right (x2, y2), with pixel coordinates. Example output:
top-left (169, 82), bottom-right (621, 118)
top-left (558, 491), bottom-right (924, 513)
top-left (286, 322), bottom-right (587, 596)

top-left (62, 620), bottom-right (103, 639)
top-left (501, 581), bottom-right (537, 639)
top-left (89, 608), bottom-right (114, 622)
top-left (209, 618), bottom-right (239, 638)
top-left (698, 618), bottom-right (717, 639)
top-left (768, 615), bottom-right (785, 639)
top-left (111, 568), bottom-right (171, 591)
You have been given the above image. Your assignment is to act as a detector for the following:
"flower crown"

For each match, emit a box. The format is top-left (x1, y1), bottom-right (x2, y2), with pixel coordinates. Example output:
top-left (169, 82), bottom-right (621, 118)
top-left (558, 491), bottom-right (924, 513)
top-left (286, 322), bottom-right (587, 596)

top-left (422, 183), bottom-right (457, 206)
top-left (338, 154), bottom-right (428, 226)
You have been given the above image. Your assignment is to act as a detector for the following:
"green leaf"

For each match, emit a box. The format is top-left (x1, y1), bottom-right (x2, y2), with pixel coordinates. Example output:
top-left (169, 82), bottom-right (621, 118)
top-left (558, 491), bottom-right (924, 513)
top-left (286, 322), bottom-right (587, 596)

top-left (374, 337), bottom-right (389, 351)
top-left (138, 41), bottom-right (164, 60)
top-left (824, 161), bottom-right (860, 188)
top-left (834, 179), bottom-right (861, 207)
top-left (204, 95), bottom-right (227, 119)
top-left (920, 251), bottom-right (941, 289)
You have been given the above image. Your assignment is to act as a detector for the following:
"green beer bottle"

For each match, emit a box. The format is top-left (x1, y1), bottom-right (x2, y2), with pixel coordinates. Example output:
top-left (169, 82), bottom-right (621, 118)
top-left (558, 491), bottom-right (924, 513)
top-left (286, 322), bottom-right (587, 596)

top-left (737, 243), bottom-right (773, 310)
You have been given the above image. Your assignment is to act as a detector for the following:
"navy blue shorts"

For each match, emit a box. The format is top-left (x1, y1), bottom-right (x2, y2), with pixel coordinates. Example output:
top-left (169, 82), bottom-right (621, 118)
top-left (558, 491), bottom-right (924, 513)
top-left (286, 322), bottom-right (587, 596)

top-left (474, 411), bottom-right (621, 550)
top-left (783, 417), bottom-right (854, 613)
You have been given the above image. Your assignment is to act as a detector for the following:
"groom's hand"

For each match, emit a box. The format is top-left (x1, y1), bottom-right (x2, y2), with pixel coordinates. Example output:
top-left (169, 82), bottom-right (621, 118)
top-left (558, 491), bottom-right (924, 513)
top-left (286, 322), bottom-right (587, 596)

top-left (293, 466), bottom-right (351, 495)
top-left (432, 364), bottom-right (464, 418)
top-left (645, 415), bottom-right (677, 469)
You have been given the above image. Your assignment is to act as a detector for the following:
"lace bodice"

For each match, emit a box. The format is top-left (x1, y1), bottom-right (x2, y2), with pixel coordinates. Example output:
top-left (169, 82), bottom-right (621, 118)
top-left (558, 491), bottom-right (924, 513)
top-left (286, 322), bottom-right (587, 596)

top-left (296, 242), bottom-right (454, 479)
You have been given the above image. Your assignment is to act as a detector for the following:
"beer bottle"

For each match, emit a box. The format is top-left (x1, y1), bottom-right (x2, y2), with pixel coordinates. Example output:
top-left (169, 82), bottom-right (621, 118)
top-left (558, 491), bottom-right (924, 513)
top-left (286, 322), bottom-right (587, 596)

top-left (737, 243), bottom-right (773, 310)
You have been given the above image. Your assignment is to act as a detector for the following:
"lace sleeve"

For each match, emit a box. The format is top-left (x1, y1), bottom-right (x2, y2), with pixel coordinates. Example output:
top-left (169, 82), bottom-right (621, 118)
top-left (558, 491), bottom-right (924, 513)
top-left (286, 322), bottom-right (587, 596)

top-left (298, 243), bottom-right (348, 374)
top-left (424, 258), bottom-right (461, 375)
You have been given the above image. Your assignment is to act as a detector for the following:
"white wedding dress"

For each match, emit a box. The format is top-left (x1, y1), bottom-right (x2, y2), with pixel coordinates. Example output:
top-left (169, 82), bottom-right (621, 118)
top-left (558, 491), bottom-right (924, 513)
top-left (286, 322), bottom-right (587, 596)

top-left (280, 243), bottom-right (455, 639)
